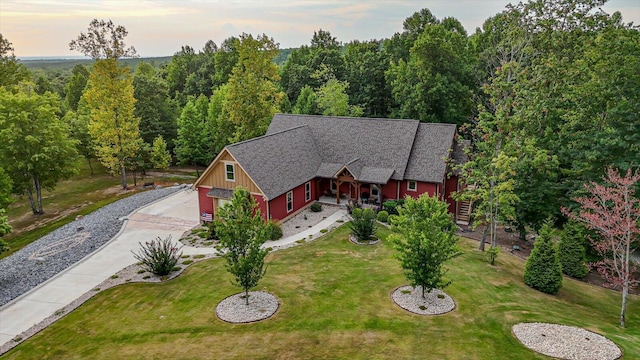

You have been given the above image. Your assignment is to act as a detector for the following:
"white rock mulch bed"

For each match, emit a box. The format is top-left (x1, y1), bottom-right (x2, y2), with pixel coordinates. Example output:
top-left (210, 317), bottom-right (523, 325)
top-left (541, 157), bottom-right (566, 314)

top-left (391, 285), bottom-right (456, 315)
top-left (280, 205), bottom-right (341, 239)
top-left (512, 323), bottom-right (622, 360)
top-left (215, 291), bottom-right (279, 323)
top-left (348, 234), bottom-right (381, 245)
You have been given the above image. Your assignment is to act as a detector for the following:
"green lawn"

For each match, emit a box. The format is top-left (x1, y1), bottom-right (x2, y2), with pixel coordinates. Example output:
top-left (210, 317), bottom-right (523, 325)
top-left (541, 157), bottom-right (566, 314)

top-left (5, 225), bottom-right (639, 359)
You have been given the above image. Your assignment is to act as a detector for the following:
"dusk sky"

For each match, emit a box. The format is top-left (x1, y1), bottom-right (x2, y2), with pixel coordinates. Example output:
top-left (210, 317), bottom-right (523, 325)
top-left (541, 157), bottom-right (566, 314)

top-left (1, 0), bottom-right (639, 58)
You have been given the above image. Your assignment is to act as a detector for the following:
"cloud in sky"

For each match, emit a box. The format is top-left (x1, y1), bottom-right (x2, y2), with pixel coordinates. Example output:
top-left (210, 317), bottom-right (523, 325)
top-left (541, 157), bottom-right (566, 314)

top-left (1, 0), bottom-right (638, 57)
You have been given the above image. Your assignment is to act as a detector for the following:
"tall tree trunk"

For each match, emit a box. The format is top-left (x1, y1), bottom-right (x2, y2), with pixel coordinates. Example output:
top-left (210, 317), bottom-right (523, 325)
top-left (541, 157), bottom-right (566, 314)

top-left (25, 187), bottom-right (37, 215)
top-left (120, 162), bottom-right (127, 190)
top-left (621, 285), bottom-right (627, 327)
top-left (479, 223), bottom-right (487, 251)
top-left (517, 223), bottom-right (527, 241)
top-left (87, 156), bottom-right (94, 176)
top-left (34, 176), bottom-right (43, 214)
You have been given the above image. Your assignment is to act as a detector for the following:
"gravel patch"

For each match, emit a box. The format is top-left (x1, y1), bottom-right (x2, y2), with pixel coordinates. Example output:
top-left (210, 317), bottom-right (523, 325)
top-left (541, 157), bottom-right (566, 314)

top-left (0, 186), bottom-right (186, 307)
top-left (391, 285), bottom-right (456, 315)
top-left (512, 323), bottom-right (622, 360)
top-left (280, 205), bottom-right (340, 239)
top-left (348, 234), bottom-right (381, 245)
top-left (215, 291), bottom-right (279, 323)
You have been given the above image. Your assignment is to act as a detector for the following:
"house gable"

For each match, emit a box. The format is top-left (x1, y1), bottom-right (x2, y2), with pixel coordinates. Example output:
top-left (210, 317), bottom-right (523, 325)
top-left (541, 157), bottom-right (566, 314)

top-left (193, 148), bottom-right (263, 195)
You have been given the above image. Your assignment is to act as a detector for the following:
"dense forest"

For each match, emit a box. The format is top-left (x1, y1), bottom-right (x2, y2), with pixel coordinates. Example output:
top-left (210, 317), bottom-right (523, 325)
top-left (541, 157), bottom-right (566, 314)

top-left (0, 0), bottom-right (638, 246)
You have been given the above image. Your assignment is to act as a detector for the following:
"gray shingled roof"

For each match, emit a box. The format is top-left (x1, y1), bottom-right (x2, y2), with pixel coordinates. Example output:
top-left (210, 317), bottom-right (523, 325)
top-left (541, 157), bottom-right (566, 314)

top-left (267, 114), bottom-right (419, 181)
top-left (404, 123), bottom-right (457, 183)
top-left (226, 125), bottom-right (321, 200)
top-left (451, 139), bottom-right (470, 176)
top-left (222, 114), bottom-right (458, 199)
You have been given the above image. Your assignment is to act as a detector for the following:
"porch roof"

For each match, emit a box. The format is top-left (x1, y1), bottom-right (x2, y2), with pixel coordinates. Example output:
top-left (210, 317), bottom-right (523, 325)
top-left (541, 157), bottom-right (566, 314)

top-left (359, 166), bottom-right (394, 184)
top-left (206, 187), bottom-right (234, 199)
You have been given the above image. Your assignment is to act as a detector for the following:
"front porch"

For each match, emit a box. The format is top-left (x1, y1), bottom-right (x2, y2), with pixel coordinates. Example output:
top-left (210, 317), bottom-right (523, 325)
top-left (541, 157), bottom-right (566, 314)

top-left (317, 195), bottom-right (381, 211)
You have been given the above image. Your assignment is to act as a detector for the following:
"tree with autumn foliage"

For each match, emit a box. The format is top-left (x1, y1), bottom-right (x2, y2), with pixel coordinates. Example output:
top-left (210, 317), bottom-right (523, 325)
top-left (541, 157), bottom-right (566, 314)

top-left (563, 166), bottom-right (640, 327)
top-left (71, 19), bottom-right (141, 190)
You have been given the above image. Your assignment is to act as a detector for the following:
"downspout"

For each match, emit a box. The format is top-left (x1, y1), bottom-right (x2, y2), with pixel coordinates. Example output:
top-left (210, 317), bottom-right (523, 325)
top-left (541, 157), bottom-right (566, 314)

top-left (397, 180), bottom-right (400, 199)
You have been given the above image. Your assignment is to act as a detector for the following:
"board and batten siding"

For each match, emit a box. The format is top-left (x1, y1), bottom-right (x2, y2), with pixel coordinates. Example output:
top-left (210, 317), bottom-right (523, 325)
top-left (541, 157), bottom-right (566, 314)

top-left (197, 150), bottom-right (262, 194)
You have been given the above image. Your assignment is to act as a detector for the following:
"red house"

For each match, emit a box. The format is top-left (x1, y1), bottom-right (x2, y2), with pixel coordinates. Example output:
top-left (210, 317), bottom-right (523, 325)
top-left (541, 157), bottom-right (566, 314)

top-left (194, 114), bottom-right (467, 222)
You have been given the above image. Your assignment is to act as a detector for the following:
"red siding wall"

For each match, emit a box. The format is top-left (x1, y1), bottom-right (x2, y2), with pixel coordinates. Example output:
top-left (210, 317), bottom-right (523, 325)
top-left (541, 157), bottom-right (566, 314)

top-left (381, 181), bottom-right (398, 202)
top-left (198, 186), bottom-right (214, 217)
top-left (268, 180), bottom-right (314, 220)
top-left (253, 193), bottom-right (268, 221)
top-left (399, 180), bottom-right (437, 199)
top-left (444, 175), bottom-right (458, 215)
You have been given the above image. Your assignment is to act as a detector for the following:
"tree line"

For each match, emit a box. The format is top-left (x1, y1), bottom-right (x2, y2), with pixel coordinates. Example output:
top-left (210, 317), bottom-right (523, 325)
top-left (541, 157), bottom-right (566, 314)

top-left (0, 0), bottom-right (638, 289)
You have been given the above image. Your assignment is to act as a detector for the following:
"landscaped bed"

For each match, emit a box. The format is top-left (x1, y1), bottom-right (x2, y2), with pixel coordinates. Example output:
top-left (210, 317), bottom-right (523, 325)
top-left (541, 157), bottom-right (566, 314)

top-left (4, 225), bottom-right (639, 359)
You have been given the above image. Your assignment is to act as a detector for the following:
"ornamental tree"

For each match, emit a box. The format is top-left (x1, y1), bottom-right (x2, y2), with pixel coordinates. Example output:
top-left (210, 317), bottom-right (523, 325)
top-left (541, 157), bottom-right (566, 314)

top-left (564, 166), bottom-right (640, 327)
top-left (390, 194), bottom-right (461, 298)
top-left (215, 187), bottom-right (270, 305)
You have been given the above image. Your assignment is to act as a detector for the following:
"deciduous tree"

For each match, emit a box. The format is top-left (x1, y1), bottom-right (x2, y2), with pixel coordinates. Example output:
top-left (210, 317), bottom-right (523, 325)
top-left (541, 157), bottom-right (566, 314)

top-left (150, 135), bottom-right (171, 171)
top-left (0, 33), bottom-right (30, 87)
top-left (564, 166), bottom-right (640, 327)
top-left (0, 85), bottom-right (79, 214)
top-left (82, 59), bottom-right (140, 189)
top-left (72, 19), bottom-right (141, 190)
top-left (390, 194), bottom-right (461, 298)
top-left (222, 33), bottom-right (283, 142)
top-left (133, 61), bottom-right (176, 147)
top-left (215, 187), bottom-right (270, 305)
top-left (64, 64), bottom-right (90, 111)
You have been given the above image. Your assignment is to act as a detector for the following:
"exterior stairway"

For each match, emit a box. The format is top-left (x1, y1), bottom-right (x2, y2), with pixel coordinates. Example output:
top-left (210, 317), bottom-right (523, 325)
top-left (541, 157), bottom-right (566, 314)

top-left (456, 185), bottom-right (475, 225)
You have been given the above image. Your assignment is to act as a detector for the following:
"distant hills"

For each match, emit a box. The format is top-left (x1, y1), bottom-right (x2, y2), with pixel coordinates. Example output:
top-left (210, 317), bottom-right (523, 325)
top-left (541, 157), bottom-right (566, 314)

top-left (18, 56), bottom-right (173, 71)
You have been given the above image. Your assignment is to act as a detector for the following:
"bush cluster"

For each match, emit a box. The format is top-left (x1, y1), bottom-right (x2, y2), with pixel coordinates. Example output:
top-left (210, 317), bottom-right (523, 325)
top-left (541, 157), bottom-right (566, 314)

top-left (310, 202), bottom-right (322, 212)
top-left (266, 220), bottom-right (283, 240)
top-left (206, 221), bottom-right (218, 240)
top-left (133, 236), bottom-right (183, 276)
top-left (350, 208), bottom-right (376, 242)
top-left (383, 199), bottom-right (405, 215)
top-left (376, 210), bottom-right (389, 223)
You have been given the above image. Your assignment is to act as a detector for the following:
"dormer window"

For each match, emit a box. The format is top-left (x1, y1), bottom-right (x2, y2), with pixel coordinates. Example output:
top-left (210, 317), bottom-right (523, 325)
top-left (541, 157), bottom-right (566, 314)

top-left (225, 162), bottom-right (235, 182)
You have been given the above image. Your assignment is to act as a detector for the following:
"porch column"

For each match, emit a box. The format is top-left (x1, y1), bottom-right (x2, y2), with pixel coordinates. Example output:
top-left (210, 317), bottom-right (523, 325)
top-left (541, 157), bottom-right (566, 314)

top-left (336, 179), bottom-right (342, 204)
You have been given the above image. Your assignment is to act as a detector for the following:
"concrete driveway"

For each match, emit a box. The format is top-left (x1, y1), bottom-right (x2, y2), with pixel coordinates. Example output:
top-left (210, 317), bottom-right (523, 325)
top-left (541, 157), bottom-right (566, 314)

top-left (0, 189), bottom-right (201, 347)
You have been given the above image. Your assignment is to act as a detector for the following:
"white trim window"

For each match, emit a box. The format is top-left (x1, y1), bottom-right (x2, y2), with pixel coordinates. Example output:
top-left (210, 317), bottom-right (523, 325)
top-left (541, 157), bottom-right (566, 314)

top-left (224, 162), bottom-right (235, 182)
top-left (305, 181), bottom-right (311, 202)
top-left (407, 180), bottom-right (417, 192)
top-left (286, 191), bottom-right (293, 212)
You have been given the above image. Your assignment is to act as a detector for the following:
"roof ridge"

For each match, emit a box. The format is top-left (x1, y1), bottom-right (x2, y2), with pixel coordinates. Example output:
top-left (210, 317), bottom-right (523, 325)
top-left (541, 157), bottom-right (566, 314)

top-left (228, 124), bottom-right (309, 148)
top-left (274, 113), bottom-right (423, 124)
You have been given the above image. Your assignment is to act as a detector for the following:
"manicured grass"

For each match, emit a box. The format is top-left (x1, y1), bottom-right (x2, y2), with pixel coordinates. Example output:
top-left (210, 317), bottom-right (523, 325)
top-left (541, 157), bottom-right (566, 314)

top-left (5, 225), bottom-right (639, 359)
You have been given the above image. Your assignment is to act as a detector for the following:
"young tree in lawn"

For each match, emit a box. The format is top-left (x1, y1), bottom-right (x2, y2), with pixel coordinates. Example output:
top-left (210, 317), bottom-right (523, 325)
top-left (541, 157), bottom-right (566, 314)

top-left (215, 187), bottom-right (270, 305)
top-left (390, 194), bottom-right (461, 298)
top-left (71, 19), bottom-right (141, 190)
top-left (0, 85), bottom-right (79, 215)
top-left (523, 221), bottom-right (563, 294)
top-left (564, 166), bottom-right (640, 327)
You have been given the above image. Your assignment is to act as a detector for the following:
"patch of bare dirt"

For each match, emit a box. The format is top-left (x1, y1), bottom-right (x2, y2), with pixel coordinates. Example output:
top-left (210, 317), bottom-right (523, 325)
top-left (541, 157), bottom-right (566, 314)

top-left (457, 225), bottom-right (639, 295)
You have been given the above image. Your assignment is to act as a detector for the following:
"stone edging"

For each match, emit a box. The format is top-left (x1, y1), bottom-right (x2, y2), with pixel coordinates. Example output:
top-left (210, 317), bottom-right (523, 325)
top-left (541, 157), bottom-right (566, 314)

top-left (348, 234), bottom-right (381, 246)
top-left (512, 322), bottom-right (622, 360)
top-left (215, 291), bottom-right (279, 324)
top-left (390, 285), bottom-right (456, 316)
